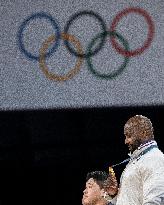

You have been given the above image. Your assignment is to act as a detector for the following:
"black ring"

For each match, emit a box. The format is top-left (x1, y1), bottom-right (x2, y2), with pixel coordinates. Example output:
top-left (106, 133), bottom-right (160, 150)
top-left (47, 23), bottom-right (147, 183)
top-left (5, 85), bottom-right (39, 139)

top-left (64, 10), bottom-right (107, 58)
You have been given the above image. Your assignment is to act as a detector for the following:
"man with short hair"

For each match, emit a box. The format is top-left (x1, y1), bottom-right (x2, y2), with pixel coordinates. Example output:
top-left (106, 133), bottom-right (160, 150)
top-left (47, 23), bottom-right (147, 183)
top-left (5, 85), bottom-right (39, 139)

top-left (82, 171), bottom-right (117, 205)
top-left (113, 115), bottom-right (164, 205)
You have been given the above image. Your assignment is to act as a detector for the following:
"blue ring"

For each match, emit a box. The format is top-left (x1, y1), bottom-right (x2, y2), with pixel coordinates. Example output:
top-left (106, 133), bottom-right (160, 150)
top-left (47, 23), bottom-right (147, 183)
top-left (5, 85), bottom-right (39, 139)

top-left (17, 12), bottom-right (61, 61)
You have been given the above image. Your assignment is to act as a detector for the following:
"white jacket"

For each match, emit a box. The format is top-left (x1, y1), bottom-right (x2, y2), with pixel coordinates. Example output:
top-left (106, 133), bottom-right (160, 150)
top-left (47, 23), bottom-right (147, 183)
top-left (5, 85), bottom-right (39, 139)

top-left (113, 141), bottom-right (164, 205)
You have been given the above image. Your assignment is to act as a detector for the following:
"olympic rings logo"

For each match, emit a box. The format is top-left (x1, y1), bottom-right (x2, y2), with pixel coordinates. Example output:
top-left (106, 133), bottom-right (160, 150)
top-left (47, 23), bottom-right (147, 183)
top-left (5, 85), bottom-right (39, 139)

top-left (17, 8), bottom-right (155, 81)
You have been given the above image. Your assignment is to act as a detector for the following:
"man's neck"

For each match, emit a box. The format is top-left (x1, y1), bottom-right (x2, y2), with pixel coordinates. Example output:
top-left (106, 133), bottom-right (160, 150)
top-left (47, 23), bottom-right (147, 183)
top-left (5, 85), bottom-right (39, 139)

top-left (131, 139), bottom-right (154, 154)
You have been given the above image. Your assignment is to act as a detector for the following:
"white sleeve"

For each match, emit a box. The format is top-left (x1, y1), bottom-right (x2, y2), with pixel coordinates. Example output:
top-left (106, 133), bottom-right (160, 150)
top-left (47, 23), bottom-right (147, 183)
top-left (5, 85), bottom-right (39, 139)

top-left (140, 154), bottom-right (164, 205)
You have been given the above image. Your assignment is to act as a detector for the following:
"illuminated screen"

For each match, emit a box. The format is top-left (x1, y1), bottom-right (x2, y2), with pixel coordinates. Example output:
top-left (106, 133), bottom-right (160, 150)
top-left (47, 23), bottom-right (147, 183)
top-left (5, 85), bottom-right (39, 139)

top-left (1, 0), bottom-right (163, 110)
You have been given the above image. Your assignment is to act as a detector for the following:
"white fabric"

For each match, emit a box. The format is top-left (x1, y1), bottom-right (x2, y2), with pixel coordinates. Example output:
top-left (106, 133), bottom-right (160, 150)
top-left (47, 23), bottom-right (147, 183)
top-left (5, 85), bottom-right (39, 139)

top-left (112, 141), bottom-right (164, 205)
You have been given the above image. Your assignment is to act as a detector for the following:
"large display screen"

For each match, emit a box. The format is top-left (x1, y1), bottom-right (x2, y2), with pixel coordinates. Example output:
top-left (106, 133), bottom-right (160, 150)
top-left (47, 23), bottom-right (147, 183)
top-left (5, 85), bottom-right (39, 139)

top-left (1, 0), bottom-right (163, 110)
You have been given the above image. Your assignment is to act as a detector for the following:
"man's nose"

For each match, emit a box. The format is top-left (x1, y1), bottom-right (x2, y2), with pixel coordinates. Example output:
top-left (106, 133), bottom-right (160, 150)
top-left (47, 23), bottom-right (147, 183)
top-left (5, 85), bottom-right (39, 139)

top-left (83, 189), bottom-right (87, 194)
top-left (125, 138), bottom-right (129, 144)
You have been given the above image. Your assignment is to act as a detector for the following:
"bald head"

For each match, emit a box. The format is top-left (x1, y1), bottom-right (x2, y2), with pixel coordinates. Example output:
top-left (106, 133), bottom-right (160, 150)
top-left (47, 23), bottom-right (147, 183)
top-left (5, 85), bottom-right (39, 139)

top-left (124, 115), bottom-right (154, 152)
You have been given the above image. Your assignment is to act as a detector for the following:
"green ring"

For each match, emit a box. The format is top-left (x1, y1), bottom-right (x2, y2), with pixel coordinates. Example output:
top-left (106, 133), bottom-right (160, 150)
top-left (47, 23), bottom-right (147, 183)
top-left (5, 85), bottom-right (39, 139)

top-left (86, 31), bottom-right (130, 79)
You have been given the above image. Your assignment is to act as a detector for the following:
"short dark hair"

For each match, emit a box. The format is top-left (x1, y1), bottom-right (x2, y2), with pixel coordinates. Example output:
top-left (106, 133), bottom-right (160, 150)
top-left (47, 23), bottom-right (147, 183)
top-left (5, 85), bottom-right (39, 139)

top-left (86, 171), bottom-right (108, 189)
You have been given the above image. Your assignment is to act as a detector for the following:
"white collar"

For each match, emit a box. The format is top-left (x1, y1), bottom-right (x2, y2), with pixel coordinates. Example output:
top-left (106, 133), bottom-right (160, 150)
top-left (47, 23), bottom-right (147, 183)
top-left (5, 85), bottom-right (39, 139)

top-left (128, 140), bottom-right (157, 159)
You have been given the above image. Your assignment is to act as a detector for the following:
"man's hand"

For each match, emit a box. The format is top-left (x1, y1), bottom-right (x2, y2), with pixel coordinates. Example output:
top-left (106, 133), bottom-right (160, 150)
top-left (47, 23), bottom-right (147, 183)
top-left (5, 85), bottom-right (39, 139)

top-left (103, 167), bottom-right (118, 196)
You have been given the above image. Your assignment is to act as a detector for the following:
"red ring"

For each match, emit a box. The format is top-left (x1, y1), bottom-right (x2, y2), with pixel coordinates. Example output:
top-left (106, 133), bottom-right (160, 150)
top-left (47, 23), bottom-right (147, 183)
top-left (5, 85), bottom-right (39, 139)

top-left (110, 7), bottom-right (155, 57)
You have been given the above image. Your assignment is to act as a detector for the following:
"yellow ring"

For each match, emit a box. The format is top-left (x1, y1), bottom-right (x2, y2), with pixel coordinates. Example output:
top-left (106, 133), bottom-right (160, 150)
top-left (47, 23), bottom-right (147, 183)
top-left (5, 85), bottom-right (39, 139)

top-left (39, 33), bottom-right (83, 81)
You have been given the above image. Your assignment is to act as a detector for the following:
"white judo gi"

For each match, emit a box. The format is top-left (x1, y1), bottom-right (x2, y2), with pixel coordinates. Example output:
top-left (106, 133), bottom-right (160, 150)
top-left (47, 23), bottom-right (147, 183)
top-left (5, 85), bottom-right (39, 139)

top-left (112, 140), bottom-right (164, 205)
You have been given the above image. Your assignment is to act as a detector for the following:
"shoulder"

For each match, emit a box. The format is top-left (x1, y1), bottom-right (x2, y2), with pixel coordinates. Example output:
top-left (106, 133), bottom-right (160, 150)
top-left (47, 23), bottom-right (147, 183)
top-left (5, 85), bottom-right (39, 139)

top-left (138, 148), bottom-right (164, 174)
top-left (139, 147), bottom-right (164, 163)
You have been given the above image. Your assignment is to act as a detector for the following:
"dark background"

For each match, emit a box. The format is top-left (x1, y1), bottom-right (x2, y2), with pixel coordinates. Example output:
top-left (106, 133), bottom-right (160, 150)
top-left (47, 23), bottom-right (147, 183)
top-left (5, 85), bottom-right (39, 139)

top-left (0, 105), bottom-right (164, 204)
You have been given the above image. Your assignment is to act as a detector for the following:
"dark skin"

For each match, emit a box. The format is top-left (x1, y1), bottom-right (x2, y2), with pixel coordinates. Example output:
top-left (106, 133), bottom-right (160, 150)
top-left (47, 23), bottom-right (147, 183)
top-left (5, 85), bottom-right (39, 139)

top-left (124, 115), bottom-right (154, 153)
top-left (124, 125), bottom-right (143, 152)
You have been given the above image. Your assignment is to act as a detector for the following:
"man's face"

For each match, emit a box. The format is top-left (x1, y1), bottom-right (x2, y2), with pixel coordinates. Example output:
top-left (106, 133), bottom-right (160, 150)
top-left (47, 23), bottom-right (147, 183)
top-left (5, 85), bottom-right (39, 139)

top-left (82, 178), bottom-right (102, 205)
top-left (124, 123), bottom-right (142, 153)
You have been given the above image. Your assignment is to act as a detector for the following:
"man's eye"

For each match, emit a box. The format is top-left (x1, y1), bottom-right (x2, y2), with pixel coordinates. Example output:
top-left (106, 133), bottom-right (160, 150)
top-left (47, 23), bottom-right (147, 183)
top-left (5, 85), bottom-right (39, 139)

top-left (125, 133), bottom-right (131, 138)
